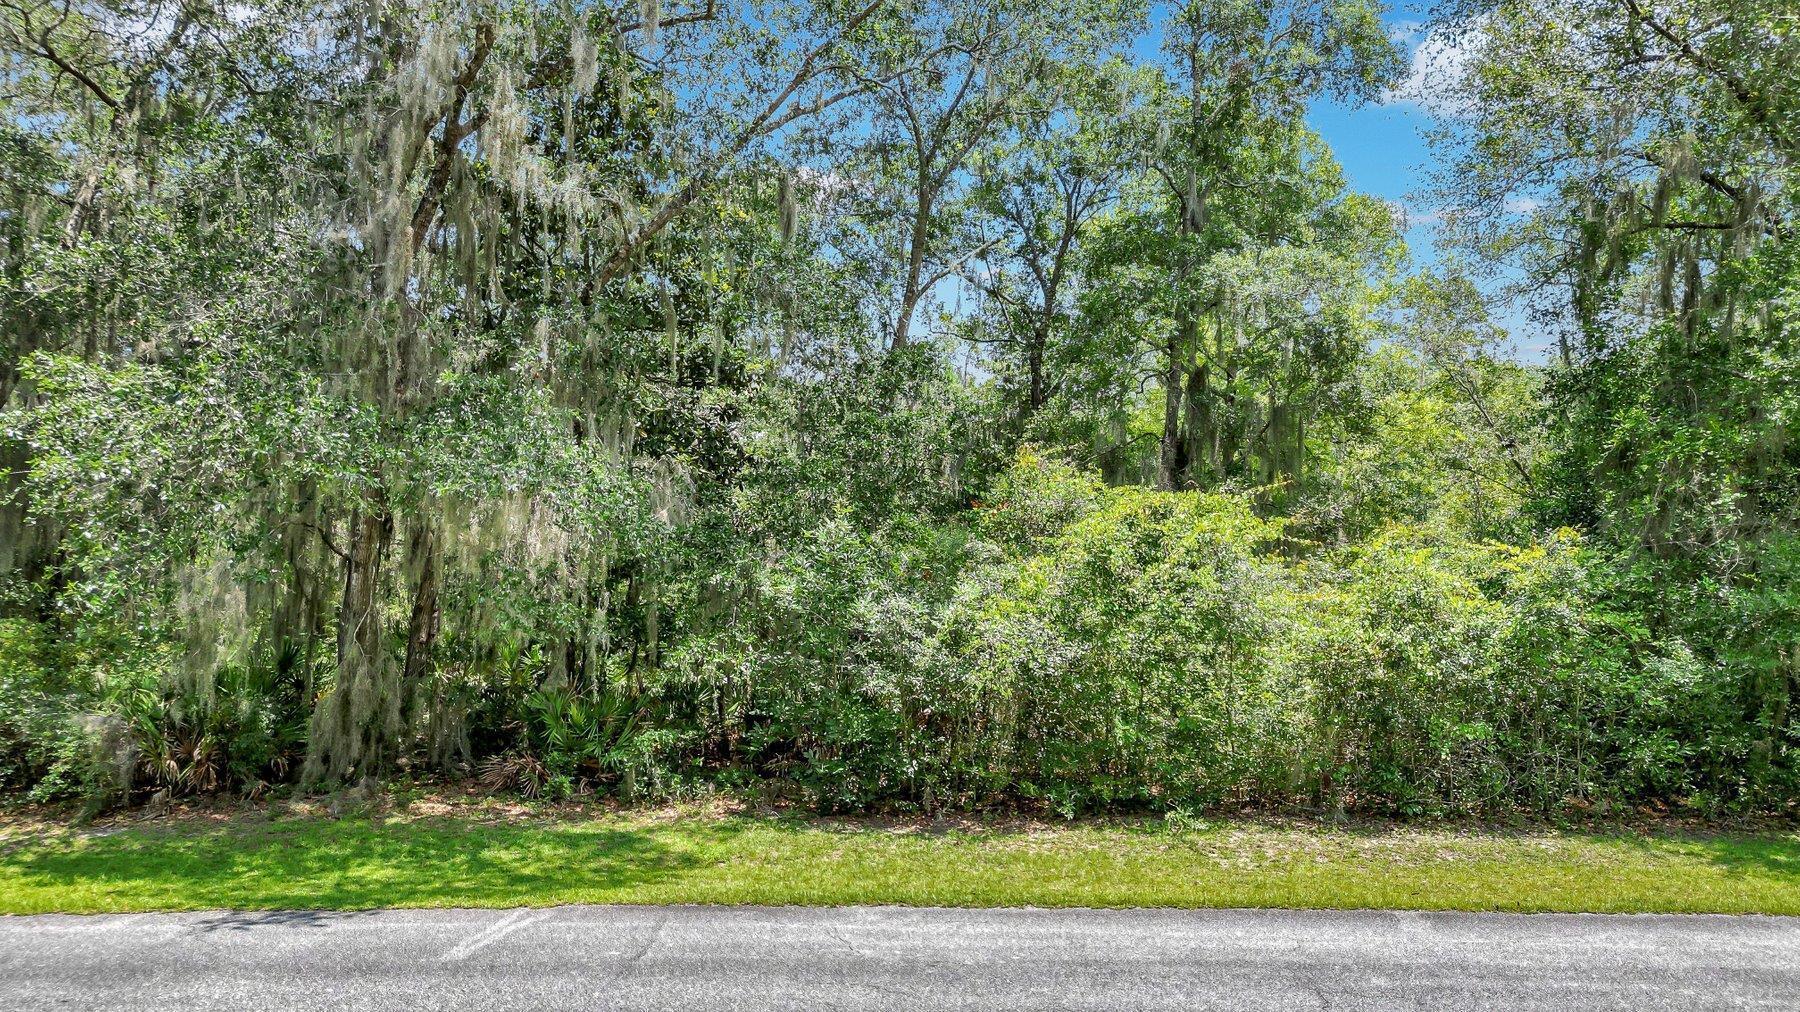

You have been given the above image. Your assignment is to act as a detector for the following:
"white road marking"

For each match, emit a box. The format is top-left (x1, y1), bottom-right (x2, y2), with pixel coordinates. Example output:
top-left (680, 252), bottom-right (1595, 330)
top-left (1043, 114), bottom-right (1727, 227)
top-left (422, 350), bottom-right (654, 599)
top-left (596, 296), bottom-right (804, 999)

top-left (439, 909), bottom-right (549, 962)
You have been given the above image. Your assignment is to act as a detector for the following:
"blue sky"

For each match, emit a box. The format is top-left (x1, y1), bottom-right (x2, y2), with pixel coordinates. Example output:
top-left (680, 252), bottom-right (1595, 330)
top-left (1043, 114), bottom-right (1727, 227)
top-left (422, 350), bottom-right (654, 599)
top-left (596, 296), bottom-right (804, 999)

top-left (1303, 4), bottom-right (1547, 357)
top-left (1306, 9), bottom-right (1440, 266)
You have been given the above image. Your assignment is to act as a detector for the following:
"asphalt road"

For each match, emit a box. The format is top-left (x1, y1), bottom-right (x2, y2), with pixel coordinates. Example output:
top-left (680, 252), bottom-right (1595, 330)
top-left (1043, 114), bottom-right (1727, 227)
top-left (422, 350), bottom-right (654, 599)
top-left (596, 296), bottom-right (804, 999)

top-left (3, 905), bottom-right (1797, 1011)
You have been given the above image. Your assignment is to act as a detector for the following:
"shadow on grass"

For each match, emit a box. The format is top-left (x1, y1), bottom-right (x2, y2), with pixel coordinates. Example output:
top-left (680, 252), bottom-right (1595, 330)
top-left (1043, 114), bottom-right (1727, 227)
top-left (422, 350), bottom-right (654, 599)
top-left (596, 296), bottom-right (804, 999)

top-left (3, 816), bottom-right (741, 911)
top-left (1639, 830), bottom-right (1800, 883)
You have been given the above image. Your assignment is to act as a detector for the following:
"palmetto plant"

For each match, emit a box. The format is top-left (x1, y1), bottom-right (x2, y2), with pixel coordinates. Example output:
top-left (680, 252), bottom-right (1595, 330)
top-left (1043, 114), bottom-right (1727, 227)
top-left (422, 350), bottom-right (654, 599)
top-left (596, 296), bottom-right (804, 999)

top-left (476, 750), bottom-right (553, 799)
top-left (479, 688), bottom-right (643, 799)
top-left (120, 644), bottom-right (312, 800)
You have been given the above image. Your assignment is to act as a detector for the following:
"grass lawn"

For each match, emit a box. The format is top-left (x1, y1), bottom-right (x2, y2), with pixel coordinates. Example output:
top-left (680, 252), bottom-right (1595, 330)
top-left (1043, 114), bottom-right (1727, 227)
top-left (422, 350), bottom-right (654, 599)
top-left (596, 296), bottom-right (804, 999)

top-left (2, 797), bottom-right (1798, 915)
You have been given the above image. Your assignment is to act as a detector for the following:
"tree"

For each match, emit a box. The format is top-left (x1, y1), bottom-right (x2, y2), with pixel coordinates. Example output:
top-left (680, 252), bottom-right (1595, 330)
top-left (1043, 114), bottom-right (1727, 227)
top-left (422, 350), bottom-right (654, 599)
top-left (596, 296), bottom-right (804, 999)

top-left (0, 0), bottom-right (994, 783)
top-left (1429, 0), bottom-right (1799, 562)
top-left (1134, 0), bottom-right (1398, 489)
top-left (832, 0), bottom-right (1138, 350)
top-left (970, 60), bottom-right (1145, 423)
top-left (1079, 128), bottom-right (1402, 494)
top-left (1430, 0), bottom-right (1800, 781)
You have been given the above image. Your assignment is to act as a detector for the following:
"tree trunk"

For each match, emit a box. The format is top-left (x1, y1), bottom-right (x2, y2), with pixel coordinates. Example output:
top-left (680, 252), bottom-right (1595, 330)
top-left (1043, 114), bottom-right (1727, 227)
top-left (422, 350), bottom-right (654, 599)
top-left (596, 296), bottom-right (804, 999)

top-left (346, 507), bottom-right (392, 679)
top-left (1158, 327), bottom-right (1184, 491)
top-left (892, 176), bottom-right (935, 350)
top-left (1182, 362), bottom-right (1210, 486)
top-left (308, 501), bottom-right (395, 784)
top-left (401, 521), bottom-right (440, 693)
top-left (1026, 320), bottom-right (1047, 414)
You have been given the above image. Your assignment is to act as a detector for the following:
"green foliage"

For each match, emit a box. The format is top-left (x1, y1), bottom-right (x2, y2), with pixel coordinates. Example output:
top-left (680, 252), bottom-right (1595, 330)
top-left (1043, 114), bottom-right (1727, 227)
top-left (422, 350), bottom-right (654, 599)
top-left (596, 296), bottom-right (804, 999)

top-left (479, 688), bottom-right (642, 801)
top-left (1, 1), bottom-right (1795, 822)
top-left (0, 619), bottom-right (88, 801)
top-left (0, 618), bottom-right (168, 805)
top-left (122, 647), bottom-right (313, 800)
top-left (946, 456), bottom-right (1295, 813)
top-left (935, 457), bottom-right (1795, 816)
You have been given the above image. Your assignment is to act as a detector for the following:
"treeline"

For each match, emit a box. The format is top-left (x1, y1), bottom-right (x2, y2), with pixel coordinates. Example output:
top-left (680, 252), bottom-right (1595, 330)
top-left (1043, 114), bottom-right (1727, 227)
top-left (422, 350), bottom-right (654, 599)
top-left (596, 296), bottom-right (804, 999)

top-left (0, 0), bottom-right (1795, 817)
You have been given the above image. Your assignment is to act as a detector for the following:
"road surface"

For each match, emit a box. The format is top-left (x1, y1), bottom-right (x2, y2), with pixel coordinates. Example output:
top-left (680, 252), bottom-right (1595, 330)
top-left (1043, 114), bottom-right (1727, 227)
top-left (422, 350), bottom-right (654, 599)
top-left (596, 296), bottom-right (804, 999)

top-left (3, 905), bottom-right (1797, 1010)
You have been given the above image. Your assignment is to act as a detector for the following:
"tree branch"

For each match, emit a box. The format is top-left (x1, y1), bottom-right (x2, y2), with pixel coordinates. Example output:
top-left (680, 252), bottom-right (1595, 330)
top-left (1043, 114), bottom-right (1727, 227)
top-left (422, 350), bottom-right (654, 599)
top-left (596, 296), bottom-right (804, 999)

top-left (595, 0), bottom-right (894, 285)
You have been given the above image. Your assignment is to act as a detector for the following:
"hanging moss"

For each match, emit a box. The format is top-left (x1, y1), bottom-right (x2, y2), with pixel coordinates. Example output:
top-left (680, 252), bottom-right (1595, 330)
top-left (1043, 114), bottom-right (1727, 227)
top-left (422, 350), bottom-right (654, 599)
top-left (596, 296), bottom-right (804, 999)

top-left (778, 171), bottom-right (796, 244)
top-left (572, 23), bottom-right (600, 96)
top-left (641, 0), bottom-right (661, 45)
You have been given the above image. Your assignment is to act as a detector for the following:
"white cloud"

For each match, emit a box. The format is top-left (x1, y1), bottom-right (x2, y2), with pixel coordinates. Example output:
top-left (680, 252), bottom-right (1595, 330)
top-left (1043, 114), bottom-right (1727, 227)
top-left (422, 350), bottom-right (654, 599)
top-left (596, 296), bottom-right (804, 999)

top-left (1386, 20), bottom-right (1428, 46)
top-left (1381, 21), bottom-right (1487, 118)
top-left (1397, 202), bottom-right (1444, 229)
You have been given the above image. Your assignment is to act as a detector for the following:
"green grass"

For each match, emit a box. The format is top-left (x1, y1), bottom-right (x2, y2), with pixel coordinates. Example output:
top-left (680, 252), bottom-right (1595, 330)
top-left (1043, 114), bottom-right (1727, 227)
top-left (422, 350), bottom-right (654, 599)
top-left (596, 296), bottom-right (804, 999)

top-left (3, 804), bottom-right (1799, 915)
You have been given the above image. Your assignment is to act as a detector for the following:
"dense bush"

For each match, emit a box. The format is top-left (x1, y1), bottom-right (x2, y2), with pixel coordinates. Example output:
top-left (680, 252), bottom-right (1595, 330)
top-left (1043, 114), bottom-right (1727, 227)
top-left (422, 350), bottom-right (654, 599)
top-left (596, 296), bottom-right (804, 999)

top-left (0, 619), bottom-right (94, 802)
top-left (4, 450), bottom-right (1796, 818)
top-left (0, 618), bottom-right (311, 807)
top-left (923, 458), bottom-right (1794, 816)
